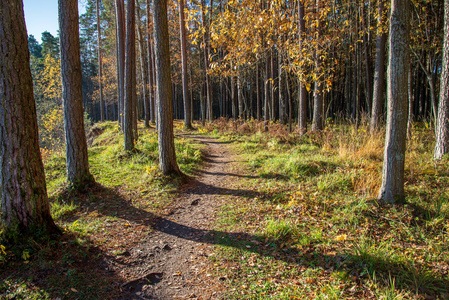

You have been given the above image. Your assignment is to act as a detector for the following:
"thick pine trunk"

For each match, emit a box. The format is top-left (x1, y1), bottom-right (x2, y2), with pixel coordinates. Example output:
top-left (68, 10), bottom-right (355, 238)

top-left (0, 0), bottom-right (59, 236)
top-left (153, 0), bottom-right (181, 175)
top-left (378, 0), bottom-right (410, 203)
top-left (435, 0), bottom-right (449, 160)
top-left (59, 0), bottom-right (94, 188)
top-left (124, 0), bottom-right (136, 151)
top-left (179, 0), bottom-right (192, 129)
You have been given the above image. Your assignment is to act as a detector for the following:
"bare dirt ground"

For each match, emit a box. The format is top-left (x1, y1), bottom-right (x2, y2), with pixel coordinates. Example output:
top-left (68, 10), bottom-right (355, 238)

top-left (116, 136), bottom-right (238, 299)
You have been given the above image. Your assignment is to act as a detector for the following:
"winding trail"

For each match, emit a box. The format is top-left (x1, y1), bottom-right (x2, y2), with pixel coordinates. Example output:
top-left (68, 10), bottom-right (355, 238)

top-left (120, 136), bottom-right (238, 299)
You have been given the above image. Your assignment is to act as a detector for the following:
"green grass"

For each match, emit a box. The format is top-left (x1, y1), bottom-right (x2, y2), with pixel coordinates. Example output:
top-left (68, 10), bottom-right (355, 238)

top-left (0, 121), bottom-right (206, 299)
top-left (205, 119), bottom-right (449, 299)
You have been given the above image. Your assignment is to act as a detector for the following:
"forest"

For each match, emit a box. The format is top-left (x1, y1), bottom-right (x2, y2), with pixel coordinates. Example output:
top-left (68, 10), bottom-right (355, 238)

top-left (1, 0), bottom-right (449, 298)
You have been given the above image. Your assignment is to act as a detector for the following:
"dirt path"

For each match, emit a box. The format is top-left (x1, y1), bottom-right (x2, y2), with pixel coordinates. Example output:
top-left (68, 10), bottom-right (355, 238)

top-left (119, 136), bottom-right (236, 299)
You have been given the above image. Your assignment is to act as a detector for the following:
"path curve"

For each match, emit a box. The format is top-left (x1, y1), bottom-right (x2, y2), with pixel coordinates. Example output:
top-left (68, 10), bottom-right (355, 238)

top-left (120, 136), bottom-right (235, 299)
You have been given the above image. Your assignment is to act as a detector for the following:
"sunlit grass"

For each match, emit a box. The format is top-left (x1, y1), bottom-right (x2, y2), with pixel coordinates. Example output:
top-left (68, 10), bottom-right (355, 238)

top-left (206, 119), bottom-right (449, 299)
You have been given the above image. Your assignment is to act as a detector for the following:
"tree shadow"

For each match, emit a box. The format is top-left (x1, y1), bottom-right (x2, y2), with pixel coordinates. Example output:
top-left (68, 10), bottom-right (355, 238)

top-left (8, 178), bottom-right (445, 299)
top-left (76, 183), bottom-right (447, 299)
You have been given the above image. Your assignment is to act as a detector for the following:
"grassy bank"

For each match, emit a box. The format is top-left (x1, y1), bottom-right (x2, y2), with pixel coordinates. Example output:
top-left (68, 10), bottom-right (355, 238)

top-left (0, 121), bottom-right (204, 299)
top-left (204, 119), bottom-right (449, 299)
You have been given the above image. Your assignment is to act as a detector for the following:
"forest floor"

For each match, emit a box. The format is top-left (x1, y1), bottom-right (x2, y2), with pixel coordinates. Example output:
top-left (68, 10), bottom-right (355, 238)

top-left (1, 120), bottom-right (449, 299)
top-left (115, 135), bottom-right (240, 299)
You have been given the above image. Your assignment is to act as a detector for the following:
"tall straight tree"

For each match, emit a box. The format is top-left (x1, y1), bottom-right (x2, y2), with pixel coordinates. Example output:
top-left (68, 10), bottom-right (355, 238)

top-left (124, 0), bottom-right (136, 151)
top-left (59, 0), bottom-right (95, 188)
top-left (179, 0), bottom-right (192, 129)
top-left (370, 0), bottom-right (387, 132)
top-left (96, 0), bottom-right (105, 121)
top-left (298, 0), bottom-right (307, 134)
top-left (378, 0), bottom-right (410, 203)
top-left (146, 0), bottom-right (155, 124)
top-left (201, 0), bottom-right (213, 121)
top-left (115, 0), bottom-right (126, 128)
top-left (0, 0), bottom-right (60, 236)
top-left (136, 4), bottom-right (150, 128)
top-left (153, 0), bottom-right (181, 175)
top-left (312, 0), bottom-right (324, 131)
top-left (435, 0), bottom-right (449, 160)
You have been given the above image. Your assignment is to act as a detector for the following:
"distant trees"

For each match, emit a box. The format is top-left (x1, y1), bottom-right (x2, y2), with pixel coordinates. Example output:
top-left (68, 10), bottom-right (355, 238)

top-left (58, 0), bottom-right (95, 188)
top-left (378, 0), bottom-right (411, 203)
top-left (0, 0), bottom-right (59, 236)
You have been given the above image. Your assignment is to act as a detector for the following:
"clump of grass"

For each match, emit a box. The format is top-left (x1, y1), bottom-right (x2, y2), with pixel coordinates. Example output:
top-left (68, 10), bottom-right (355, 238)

top-left (264, 218), bottom-right (297, 244)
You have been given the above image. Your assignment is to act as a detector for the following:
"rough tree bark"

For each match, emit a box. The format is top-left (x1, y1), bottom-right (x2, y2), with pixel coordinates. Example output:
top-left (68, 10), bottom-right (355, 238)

top-left (146, 0), bottom-right (155, 124)
top-left (378, 0), bottom-right (410, 203)
top-left (0, 0), bottom-right (60, 237)
top-left (115, 0), bottom-right (125, 128)
top-left (153, 0), bottom-right (182, 175)
top-left (59, 0), bottom-right (95, 188)
top-left (435, 0), bottom-right (449, 160)
top-left (179, 0), bottom-right (192, 129)
top-left (96, 0), bottom-right (105, 121)
top-left (124, 0), bottom-right (136, 151)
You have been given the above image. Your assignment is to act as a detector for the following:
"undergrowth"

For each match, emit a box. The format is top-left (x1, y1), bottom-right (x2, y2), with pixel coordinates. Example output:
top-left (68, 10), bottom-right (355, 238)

top-left (0, 121), bottom-right (205, 299)
top-left (206, 119), bottom-right (449, 299)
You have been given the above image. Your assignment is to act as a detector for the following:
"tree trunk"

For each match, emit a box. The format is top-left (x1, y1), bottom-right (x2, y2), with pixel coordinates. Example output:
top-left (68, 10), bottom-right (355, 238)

top-left (136, 6), bottom-right (150, 128)
top-left (435, 0), bottom-right (449, 160)
top-left (146, 0), bottom-right (154, 124)
top-left (279, 50), bottom-right (285, 124)
top-left (360, 4), bottom-right (372, 115)
top-left (237, 74), bottom-right (243, 119)
top-left (378, 0), bottom-right (410, 203)
top-left (201, 0), bottom-right (213, 122)
top-left (124, 0), bottom-right (136, 151)
top-left (312, 0), bottom-right (323, 131)
top-left (298, 0), bottom-right (307, 133)
top-left (59, 0), bottom-right (94, 188)
top-left (407, 67), bottom-right (413, 138)
top-left (96, 0), bottom-right (104, 122)
top-left (370, 0), bottom-right (387, 131)
top-left (153, 0), bottom-right (181, 175)
top-left (264, 54), bottom-right (270, 122)
top-left (179, 0), bottom-right (192, 129)
top-left (256, 63), bottom-right (261, 120)
top-left (270, 47), bottom-right (275, 121)
top-left (0, 0), bottom-right (60, 236)
top-left (115, 0), bottom-right (126, 129)
top-left (149, 33), bottom-right (156, 124)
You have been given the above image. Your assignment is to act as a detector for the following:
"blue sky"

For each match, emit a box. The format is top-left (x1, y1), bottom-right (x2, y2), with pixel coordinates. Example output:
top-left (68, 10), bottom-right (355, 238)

top-left (23, 0), bottom-right (86, 43)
